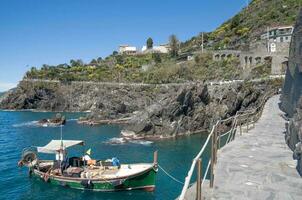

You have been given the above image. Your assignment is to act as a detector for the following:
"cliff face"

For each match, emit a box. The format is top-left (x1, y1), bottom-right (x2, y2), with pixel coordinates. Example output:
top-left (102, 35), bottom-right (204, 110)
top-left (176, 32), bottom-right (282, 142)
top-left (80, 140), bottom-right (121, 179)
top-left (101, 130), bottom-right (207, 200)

top-left (124, 81), bottom-right (274, 138)
top-left (0, 80), bottom-right (186, 115)
top-left (1, 79), bottom-right (280, 138)
top-left (281, 10), bottom-right (302, 117)
top-left (281, 9), bottom-right (302, 176)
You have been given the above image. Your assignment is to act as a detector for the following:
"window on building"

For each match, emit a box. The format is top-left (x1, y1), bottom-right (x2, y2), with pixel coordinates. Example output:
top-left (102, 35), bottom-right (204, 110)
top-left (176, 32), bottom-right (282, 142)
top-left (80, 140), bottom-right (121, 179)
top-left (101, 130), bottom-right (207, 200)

top-left (279, 29), bottom-right (284, 35)
top-left (280, 37), bottom-right (283, 42)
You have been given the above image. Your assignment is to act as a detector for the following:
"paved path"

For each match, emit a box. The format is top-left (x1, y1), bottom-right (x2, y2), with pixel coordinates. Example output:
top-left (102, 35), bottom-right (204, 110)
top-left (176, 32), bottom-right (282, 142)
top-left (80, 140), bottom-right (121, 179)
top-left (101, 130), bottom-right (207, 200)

top-left (183, 95), bottom-right (302, 200)
top-left (23, 76), bottom-right (284, 88)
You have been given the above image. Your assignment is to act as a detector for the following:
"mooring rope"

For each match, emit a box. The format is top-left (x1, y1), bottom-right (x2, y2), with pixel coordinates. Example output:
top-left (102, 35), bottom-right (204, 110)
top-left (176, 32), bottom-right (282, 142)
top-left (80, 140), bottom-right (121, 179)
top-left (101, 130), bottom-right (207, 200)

top-left (158, 164), bottom-right (193, 186)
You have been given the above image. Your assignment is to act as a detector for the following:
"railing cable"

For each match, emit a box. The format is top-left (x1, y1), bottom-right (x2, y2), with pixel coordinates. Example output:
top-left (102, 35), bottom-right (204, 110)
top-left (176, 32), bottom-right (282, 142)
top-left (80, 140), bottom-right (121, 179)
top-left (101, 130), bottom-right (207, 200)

top-left (158, 164), bottom-right (192, 186)
top-left (202, 160), bottom-right (211, 186)
top-left (178, 89), bottom-right (276, 200)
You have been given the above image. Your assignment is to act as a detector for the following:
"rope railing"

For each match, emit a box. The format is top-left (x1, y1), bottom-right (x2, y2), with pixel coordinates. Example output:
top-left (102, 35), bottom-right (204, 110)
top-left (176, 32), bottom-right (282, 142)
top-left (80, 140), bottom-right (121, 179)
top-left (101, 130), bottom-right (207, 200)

top-left (202, 160), bottom-right (211, 186)
top-left (178, 89), bottom-right (277, 200)
top-left (178, 120), bottom-right (218, 200)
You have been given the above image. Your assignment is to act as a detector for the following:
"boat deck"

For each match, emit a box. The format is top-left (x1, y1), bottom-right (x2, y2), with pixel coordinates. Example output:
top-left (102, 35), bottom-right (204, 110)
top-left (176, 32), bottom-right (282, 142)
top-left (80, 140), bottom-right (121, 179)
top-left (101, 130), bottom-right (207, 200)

top-left (83, 164), bottom-right (154, 179)
top-left (38, 161), bottom-right (154, 180)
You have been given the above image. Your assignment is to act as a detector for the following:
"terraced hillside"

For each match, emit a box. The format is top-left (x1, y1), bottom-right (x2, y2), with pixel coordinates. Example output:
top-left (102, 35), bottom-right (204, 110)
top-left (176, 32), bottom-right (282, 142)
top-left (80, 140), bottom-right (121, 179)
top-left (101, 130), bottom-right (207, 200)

top-left (181, 0), bottom-right (301, 52)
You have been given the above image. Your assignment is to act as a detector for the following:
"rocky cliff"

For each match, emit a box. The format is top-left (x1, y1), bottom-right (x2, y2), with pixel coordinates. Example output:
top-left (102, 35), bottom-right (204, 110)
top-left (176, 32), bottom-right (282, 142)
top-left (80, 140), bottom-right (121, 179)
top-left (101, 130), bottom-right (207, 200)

top-left (0, 80), bottom-right (188, 115)
top-left (123, 80), bottom-right (279, 138)
top-left (0, 78), bottom-right (281, 138)
top-left (281, 9), bottom-right (302, 176)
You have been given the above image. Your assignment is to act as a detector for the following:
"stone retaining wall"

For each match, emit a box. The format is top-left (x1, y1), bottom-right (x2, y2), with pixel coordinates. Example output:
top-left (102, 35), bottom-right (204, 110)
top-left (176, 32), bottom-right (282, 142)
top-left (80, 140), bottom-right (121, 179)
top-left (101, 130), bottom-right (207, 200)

top-left (281, 9), bottom-right (302, 176)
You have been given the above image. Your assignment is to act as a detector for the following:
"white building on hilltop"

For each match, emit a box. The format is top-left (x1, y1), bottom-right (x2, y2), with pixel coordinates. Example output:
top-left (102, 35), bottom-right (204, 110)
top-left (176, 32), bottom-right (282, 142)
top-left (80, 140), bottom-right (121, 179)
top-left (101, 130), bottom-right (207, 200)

top-left (119, 45), bottom-right (137, 55)
top-left (141, 44), bottom-right (170, 54)
top-left (260, 25), bottom-right (294, 43)
top-left (259, 25), bottom-right (294, 53)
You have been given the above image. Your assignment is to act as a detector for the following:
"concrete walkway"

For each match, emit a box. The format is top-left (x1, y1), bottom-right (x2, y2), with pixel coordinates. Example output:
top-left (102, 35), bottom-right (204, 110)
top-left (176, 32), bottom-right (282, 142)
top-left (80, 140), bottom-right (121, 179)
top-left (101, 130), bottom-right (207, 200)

top-left (184, 95), bottom-right (302, 199)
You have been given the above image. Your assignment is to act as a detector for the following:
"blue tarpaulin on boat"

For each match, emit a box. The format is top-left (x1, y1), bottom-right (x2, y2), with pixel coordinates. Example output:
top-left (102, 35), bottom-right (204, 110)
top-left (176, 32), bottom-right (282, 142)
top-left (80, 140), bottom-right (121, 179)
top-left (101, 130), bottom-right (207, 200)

top-left (112, 157), bottom-right (120, 166)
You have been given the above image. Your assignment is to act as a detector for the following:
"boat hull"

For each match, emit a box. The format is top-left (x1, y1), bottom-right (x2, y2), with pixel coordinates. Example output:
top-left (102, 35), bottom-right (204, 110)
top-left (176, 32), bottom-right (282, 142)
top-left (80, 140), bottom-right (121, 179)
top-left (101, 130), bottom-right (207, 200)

top-left (33, 165), bottom-right (157, 192)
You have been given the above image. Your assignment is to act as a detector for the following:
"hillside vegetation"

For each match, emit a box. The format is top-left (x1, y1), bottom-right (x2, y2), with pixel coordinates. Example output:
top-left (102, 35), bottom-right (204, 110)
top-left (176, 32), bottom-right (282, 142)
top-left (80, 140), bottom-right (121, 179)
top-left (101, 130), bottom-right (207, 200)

top-left (25, 53), bottom-right (243, 83)
top-left (181, 0), bottom-right (301, 52)
top-left (24, 0), bottom-right (301, 83)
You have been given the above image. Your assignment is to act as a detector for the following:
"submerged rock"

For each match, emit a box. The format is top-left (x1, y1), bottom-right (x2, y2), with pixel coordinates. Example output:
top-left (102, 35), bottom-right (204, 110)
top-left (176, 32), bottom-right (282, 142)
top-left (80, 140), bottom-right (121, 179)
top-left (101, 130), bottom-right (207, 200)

top-left (37, 113), bottom-right (66, 127)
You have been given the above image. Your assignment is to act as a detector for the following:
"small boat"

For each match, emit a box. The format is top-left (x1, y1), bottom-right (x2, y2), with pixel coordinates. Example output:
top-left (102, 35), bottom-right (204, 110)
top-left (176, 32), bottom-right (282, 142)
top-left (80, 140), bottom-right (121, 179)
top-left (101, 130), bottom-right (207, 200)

top-left (18, 140), bottom-right (158, 192)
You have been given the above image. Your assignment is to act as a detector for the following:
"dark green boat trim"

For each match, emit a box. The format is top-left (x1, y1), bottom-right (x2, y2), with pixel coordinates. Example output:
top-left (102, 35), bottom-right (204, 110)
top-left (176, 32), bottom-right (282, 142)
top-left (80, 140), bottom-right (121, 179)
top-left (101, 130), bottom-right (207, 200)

top-left (33, 164), bottom-right (157, 192)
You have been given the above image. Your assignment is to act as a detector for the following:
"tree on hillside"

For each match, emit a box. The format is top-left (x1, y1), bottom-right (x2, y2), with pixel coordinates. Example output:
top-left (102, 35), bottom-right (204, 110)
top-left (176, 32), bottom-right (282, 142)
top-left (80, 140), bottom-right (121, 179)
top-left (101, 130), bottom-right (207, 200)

top-left (112, 51), bottom-right (118, 56)
top-left (147, 37), bottom-right (153, 49)
top-left (30, 66), bottom-right (37, 72)
top-left (57, 63), bottom-right (69, 68)
top-left (70, 59), bottom-right (74, 67)
top-left (169, 34), bottom-right (179, 57)
top-left (115, 55), bottom-right (123, 65)
top-left (97, 57), bottom-right (103, 63)
top-left (230, 14), bottom-right (240, 29)
top-left (26, 67), bottom-right (37, 78)
top-left (114, 64), bottom-right (125, 82)
top-left (41, 64), bottom-right (50, 70)
top-left (90, 59), bottom-right (98, 65)
top-left (152, 53), bottom-right (161, 63)
top-left (70, 59), bottom-right (84, 67)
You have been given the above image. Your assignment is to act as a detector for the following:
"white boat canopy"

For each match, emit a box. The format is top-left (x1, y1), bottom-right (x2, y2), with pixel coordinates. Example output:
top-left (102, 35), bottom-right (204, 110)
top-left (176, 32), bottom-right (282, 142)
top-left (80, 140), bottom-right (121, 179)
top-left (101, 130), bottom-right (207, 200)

top-left (37, 140), bottom-right (84, 154)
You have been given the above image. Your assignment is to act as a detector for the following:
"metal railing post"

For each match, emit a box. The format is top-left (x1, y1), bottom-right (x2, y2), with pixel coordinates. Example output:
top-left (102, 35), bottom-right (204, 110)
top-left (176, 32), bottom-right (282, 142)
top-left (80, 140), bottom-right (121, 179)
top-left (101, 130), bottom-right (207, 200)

top-left (233, 117), bottom-right (237, 140)
top-left (240, 118), bottom-right (242, 136)
top-left (210, 133), bottom-right (215, 188)
top-left (253, 115), bottom-right (255, 128)
top-left (196, 158), bottom-right (202, 200)
top-left (218, 130), bottom-right (221, 150)
top-left (246, 117), bottom-right (249, 132)
top-left (214, 127), bottom-right (218, 164)
top-left (177, 91), bottom-right (278, 199)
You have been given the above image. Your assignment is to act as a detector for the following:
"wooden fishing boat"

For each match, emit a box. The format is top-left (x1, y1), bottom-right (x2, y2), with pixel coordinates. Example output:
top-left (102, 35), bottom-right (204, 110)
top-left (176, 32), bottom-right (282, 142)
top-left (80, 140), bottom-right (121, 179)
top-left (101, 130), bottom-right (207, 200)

top-left (18, 140), bottom-right (158, 192)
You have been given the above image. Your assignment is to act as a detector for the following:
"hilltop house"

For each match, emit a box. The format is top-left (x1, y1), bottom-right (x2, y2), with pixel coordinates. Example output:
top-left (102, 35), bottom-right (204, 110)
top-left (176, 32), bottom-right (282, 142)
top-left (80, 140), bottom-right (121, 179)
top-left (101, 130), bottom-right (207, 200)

top-left (119, 45), bottom-right (137, 55)
top-left (118, 43), bottom-right (170, 55)
top-left (213, 25), bottom-right (294, 74)
top-left (141, 44), bottom-right (170, 54)
top-left (260, 25), bottom-right (294, 43)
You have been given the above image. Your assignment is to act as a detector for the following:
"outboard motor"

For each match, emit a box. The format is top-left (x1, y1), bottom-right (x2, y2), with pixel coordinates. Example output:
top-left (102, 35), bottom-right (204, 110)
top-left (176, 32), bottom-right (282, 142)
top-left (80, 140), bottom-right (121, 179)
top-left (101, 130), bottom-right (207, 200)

top-left (18, 148), bottom-right (38, 168)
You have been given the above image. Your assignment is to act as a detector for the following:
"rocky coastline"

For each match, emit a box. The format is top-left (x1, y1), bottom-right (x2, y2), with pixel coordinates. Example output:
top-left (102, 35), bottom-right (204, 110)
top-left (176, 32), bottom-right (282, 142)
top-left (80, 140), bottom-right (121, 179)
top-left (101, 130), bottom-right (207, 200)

top-left (0, 78), bottom-right (282, 139)
top-left (122, 80), bottom-right (281, 139)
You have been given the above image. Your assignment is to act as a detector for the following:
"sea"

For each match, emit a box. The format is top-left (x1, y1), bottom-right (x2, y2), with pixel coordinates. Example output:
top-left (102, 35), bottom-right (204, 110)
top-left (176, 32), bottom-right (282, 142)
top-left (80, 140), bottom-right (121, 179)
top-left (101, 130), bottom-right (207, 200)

top-left (0, 110), bottom-right (215, 200)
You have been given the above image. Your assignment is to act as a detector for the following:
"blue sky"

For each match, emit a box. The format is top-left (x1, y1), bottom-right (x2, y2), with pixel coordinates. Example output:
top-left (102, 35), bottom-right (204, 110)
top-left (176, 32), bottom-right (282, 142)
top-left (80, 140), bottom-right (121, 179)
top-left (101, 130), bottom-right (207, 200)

top-left (0, 0), bottom-right (247, 91)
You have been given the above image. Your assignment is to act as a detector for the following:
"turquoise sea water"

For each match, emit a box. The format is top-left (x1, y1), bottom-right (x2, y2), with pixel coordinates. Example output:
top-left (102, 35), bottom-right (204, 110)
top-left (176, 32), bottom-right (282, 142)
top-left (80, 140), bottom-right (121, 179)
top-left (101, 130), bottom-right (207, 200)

top-left (0, 111), bottom-right (212, 200)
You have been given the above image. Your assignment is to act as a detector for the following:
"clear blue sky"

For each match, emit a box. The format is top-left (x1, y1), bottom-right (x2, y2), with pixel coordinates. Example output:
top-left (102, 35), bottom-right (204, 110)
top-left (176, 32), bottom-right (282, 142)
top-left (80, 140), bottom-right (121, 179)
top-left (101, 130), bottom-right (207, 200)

top-left (0, 0), bottom-right (247, 91)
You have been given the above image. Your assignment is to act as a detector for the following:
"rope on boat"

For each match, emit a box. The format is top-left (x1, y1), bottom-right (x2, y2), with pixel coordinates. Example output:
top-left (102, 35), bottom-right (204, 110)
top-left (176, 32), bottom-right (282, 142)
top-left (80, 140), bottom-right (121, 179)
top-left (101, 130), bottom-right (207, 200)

top-left (158, 164), bottom-right (192, 186)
